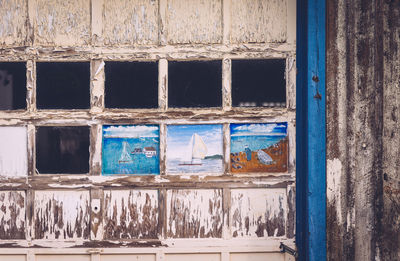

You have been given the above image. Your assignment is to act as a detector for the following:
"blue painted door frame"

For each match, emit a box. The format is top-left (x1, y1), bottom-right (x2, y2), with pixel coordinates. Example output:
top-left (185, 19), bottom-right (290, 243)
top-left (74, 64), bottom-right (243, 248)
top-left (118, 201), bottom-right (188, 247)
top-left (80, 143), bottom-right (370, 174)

top-left (296, 0), bottom-right (326, 260)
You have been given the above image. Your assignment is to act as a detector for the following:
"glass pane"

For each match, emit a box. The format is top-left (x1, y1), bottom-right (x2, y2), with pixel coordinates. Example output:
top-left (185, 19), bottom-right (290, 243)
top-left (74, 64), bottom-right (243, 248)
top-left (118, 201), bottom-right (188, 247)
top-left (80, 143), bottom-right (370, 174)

top-left (36, 126), bottom-right (90, 174)
top-left (232, 59), bottom-right (286, 107)
top-left (168, 60), bottom-right (222, 108)
top-left (0, 62), bottom-right (26, 110)
top-left (105, 62), bottom-right (158, 109)
top-left (36, 62), bottom-right (90, 109)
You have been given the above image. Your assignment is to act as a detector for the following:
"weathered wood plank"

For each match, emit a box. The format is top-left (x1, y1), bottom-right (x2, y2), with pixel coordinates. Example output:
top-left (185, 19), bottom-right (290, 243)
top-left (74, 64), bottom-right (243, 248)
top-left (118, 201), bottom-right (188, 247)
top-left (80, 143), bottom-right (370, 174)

top-left (34, 0), bottom-right (91, 46)
top-left (0, 127), bottom-right (27, 177)
top-left (166, 0), bottom-right (222, 44)
top-left (382, 1), bottom-right (400, 260)
top-left (0, 191), bottom-right (25, 239)
top-left (0, 0), bottom-right (28, 47)
top-left (230, 0), bottom-right (287, 43)
top-left (103, 0), bottom-right (159, 46)
top-left (166, 189), bottom-right (223, 238)
top-left (230, 189), bottom-right (286, 238)
top-left (104, 190), bottom-right (158, 239)
top-left (34, 190), bottom-right (90, 240)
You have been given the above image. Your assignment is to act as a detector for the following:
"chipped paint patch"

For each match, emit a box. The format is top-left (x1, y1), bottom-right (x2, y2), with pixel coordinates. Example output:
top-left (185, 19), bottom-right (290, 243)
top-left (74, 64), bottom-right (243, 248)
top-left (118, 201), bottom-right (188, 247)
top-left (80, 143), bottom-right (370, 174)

top-left (103, 0), bottom-right (159, 45)
top-left (167, 0), bottom-right (222, 44)
top-left (34, 0), bottom-right (91, 46)
top-left (104, 189), bottom-right (158, 239)
top-left (167, 189), bottom-right (223, 238)
top-left (0, 191), bottom-right (25, 239)
top-left (231, 0), bottom-right (287, 43)
top-left (0, 0), bottom-right (28, 46)
top-left (327, 158), bottom-right (343, 224)
top-left (34, 190), bottom-right (90, 240)
top-left (231, 188), bottom-right (286, 238)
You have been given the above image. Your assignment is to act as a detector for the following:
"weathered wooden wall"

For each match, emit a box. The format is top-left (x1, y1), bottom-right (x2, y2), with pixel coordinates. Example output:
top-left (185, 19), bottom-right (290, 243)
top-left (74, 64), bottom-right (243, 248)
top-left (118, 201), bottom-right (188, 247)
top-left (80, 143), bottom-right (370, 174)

top-left (327, 0), bottom-right (400, 260)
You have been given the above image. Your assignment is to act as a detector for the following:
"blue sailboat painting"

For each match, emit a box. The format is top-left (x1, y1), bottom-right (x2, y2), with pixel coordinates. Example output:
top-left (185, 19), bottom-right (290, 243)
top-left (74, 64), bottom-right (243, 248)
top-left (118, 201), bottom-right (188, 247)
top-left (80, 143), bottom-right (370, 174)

top-left (102, 125), bottom-right (160, 175)
top-left (166, 124), bottom-right (223, 174)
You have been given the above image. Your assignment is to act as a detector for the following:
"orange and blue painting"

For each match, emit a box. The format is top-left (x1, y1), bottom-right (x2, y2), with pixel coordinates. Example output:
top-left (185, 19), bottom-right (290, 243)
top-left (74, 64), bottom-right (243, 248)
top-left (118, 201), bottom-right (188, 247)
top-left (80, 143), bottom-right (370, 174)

top-left (102, 125), bottom-right (159, 175)
top-left (166, 124), bottom-right (223, 174)
top-left (230, 123), bottom-right (288, 173)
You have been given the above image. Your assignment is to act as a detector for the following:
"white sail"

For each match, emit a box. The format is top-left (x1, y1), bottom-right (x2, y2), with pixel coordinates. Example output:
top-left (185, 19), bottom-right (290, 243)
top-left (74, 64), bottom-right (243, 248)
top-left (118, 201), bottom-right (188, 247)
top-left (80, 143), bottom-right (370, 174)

top-left (181, 135), bottom-right (194, 162)
top-left (119, 142), bottom-right (132, 163)
top-left (192, 133), bottom-right (207, 159)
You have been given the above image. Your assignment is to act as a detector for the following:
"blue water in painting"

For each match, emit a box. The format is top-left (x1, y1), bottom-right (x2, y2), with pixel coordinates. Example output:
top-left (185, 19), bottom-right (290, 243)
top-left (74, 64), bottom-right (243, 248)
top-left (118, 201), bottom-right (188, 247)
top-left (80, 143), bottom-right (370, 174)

top-left (167, 158), bottom-right (223, 173)
top-left (230, 135), bottom-right (286, 153)
top-left (102, 137), bottom-right (159, 175)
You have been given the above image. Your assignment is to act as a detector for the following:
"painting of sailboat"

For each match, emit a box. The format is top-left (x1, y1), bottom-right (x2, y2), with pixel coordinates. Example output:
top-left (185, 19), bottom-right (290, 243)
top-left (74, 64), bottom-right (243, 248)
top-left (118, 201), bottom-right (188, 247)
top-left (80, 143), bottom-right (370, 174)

top-left (230, 123), bottom-right (288, 173)
top-left (167, 125), bottom-right (223, 174)
top-left (102, 125), bottom-right (159, 175)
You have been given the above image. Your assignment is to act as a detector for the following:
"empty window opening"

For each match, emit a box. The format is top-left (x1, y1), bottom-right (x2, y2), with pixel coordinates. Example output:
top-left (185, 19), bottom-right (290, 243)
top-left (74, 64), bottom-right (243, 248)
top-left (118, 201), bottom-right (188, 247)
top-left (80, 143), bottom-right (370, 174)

top-left (36, 62), bottom-right (90, 109)
top-left (36, 126), bottom-right (90, 174)
top-left (168, 60), bottom-right (222, 108)
top-left (0, 62), bottom-right (26, 110)
top-left (232, 59), bottom-right (286, 107)
top-left (105, 61), bottom-right (158, 109)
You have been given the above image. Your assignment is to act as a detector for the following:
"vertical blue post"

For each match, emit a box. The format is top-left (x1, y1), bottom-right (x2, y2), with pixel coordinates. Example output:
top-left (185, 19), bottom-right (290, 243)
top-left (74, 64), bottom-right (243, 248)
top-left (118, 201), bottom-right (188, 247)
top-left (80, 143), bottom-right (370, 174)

top-left (296, 0), bottom-right (326, 260)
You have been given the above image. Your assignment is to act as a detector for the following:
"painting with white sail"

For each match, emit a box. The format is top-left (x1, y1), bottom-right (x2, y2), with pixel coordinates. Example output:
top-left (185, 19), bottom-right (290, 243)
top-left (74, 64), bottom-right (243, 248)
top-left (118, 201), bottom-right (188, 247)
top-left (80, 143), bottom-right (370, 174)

top-left (167, 125), bottom-right (223, 174)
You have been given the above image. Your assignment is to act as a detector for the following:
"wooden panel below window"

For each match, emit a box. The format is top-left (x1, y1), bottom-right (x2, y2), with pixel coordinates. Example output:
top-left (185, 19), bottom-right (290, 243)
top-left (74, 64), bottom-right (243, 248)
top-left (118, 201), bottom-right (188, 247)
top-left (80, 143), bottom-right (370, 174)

top-left (103, 190), bottom-right (159, 239)
top-left (166, 189), bottom-right (223, 238)
top-left (34, 190), bottom-right (90, 240)
top-left (230, 189), bottom-right (287, 238)
top-left (0, 190), bottom-right (25, 239)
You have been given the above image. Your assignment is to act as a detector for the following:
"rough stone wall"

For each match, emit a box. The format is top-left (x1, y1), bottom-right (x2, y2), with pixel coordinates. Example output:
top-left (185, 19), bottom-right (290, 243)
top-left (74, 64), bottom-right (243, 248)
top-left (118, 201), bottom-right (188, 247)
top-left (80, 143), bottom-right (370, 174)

top-left (327, 0), bottom-right (400, 260)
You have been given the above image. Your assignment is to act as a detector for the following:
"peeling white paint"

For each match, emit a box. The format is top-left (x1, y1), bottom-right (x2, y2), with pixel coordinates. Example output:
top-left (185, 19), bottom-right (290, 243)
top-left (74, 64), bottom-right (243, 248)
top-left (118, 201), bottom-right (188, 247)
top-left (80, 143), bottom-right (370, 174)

top-left (327, 158), bottom-right (343, 224)
top-left (167, 189), bottom-right (223, 238)
top-left (34, 191), bottom-right (90, 240)
top-left (230, 189), bottom-right (287, 238)
top-left (0, 127), bottom-right (27, 177)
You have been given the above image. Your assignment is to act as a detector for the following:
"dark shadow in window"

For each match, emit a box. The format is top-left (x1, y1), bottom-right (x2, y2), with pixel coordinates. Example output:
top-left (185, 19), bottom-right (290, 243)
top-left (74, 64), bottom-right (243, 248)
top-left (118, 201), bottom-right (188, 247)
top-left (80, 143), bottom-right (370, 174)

top-left (36, 126), bottom-right (90, 174)
top-left (168, 60), bottom-right (222, 108)
top-left (232, 59), bottom-right (286, 107)
top-left (0, 62), bottom-right (26, 110)
top-left (105, 61), bottom-right (158, 108)
top-left (36, 62), bottom-right (90, 109)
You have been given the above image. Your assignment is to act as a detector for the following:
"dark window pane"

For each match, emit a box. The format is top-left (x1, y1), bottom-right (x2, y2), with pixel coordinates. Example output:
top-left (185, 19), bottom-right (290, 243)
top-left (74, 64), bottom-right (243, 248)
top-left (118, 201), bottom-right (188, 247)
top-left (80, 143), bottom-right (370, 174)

top-left (169, 60), bottom-right (222, 108)
top-left (232, 59), bottom-right (286, 107)
top-left (0, 62), bottom-right (26, 110)
top-left (36, 126), bottom-right (90, 174)
top-left (37, 62), bottom-right (90, 109)
top-left (105, 61), bottom-right (158, 108)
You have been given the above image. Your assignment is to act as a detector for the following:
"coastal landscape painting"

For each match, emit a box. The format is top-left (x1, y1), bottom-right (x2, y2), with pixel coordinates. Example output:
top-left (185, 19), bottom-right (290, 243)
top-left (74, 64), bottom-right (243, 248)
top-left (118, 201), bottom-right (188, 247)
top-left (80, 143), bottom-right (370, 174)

top-left (230, 123), bottom-right (288, 173)
top-left (167, 125), bottom-right (223, 174)
top-left (102, 125), bottom-right (159, 175)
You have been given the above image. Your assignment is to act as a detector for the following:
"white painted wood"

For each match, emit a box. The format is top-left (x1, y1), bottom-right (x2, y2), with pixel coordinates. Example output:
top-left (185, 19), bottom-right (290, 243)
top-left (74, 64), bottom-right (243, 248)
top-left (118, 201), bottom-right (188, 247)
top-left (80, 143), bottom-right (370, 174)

top-left (101, 254), bottom-right (156, 261)
top-left (287, 0), bottom-right (297, 44)
top-left (165, 253), bottom-right (221, 261)
top-left (231, 0), bottom-right (287, 43)
top-left (0, 255), bottom-right (26, 261)
top-left (230, 252), bottom-right (285, 261)
top-left (0, 0), bottom-right (28, 46)
top-left (0, 127), bottom-right (27, 177)
top-left (36, 255), bottom-right (91, 261)
top-left (230, 188), bottom-right (287, 238)
top-left (34, 190), bottom-right (90, 240)
top-left (103, 0), bottom-right (159, 45)
top-left (166, 0), bottom-right (222, 44)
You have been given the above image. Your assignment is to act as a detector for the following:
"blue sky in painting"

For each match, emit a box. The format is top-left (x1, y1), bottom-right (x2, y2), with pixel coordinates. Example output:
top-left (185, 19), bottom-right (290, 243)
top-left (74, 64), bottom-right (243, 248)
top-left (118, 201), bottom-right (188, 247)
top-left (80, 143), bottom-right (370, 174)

top-left (103, 125), bottom-right (159, 138)
top-left (167, 124), bottom-right (223, 160)
top-left (230, 123), bottom-right (287, 137)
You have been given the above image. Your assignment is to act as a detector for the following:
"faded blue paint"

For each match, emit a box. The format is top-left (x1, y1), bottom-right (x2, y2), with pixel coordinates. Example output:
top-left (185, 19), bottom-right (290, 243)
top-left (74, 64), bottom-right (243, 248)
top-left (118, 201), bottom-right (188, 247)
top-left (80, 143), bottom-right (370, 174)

top-left (296, 0), bottom-right (326, 260)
